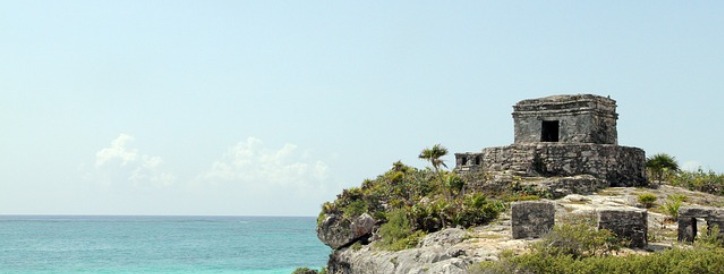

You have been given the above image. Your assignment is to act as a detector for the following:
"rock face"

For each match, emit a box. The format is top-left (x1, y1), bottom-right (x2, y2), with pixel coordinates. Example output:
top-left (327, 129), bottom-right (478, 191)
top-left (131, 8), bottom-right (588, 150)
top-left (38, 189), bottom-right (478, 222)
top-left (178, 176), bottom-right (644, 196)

top-left (327, 228), bottom-right (480, 274)
top-left (318, 213), bottom-right (376, 249)
top-left (511, 201), bottom-right (555, 239)
top-left (322, 187), bottom-right (724, 274)
top-left (597, 208), bottom-right (648, 248)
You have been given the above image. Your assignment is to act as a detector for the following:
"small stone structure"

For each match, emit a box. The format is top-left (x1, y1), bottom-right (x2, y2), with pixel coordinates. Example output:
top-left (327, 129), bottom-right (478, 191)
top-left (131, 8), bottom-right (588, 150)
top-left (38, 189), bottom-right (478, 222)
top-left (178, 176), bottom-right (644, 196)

top-left (597, 208), bottom-right (648, 248)
top-left (511, 201), bottom-right (555, 239)
top-left (513, 95), bottom-right (618, 144)
top-left (677, 206), bottom-right (724, 243)
top-left (456, 94), bottom-right (647, 188)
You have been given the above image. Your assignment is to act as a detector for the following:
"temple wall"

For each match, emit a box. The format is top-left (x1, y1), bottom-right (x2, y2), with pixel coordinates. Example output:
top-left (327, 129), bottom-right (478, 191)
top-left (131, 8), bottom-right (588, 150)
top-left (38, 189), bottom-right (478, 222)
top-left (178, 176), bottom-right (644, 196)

top-left (456, 143), bottom-right (647, 187)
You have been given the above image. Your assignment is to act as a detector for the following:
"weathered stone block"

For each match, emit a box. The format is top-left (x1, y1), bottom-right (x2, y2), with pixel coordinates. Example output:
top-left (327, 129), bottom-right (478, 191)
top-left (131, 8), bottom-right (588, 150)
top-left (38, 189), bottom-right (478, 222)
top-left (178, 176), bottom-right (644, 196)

top-left (511, 201), bottom-right (555, 239)
top-left (597, 208), bottom-right (647, 248)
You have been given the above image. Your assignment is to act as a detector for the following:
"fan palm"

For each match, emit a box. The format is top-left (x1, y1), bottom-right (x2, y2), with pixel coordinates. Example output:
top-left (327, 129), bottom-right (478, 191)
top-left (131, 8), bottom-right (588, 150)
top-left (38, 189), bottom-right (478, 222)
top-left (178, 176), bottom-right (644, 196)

top-left (646, 153), bottom-right (680, 182)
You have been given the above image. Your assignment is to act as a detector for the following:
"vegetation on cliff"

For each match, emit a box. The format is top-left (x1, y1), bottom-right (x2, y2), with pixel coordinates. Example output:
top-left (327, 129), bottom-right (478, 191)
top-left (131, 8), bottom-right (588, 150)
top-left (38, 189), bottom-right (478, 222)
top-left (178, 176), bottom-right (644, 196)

top-left (318, 145), bottom-right (507, 251)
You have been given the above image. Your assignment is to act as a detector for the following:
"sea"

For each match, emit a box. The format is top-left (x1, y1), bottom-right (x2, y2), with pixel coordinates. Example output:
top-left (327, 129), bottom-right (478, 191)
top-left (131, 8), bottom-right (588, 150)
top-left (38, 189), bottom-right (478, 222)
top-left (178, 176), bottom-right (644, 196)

top-left (0, 216), bottom-right (330, 274)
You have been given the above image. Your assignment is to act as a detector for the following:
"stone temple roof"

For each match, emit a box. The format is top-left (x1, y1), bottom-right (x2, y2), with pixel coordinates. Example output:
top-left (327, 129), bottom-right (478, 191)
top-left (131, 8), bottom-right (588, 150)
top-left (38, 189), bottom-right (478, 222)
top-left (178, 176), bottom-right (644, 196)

top-left (513, 94), bottom-right (616, 114)
top-left (517, 94), bottom-right (613, 104)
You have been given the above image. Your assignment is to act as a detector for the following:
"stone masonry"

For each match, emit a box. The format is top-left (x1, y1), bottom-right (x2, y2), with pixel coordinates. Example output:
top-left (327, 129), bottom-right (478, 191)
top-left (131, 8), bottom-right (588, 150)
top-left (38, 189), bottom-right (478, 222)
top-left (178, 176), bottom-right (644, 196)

top-left (677, 206), bottom-right (724, 243)
top-left (513, 94), bottom-right (618, 144)
top-left (456, 94), bottom-right (647, 188)
top-left (597, 208), bottom-right (648, 248)
top-left (511, 201), bottom-right (555, 239)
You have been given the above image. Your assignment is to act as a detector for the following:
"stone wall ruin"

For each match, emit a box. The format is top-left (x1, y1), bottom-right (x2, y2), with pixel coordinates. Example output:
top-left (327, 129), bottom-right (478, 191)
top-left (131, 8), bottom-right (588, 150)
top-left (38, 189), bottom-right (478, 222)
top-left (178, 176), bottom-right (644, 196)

top-left (455, 94), bottom-right (647, 188)
top-left (677, 206), bottom-right (724, 243)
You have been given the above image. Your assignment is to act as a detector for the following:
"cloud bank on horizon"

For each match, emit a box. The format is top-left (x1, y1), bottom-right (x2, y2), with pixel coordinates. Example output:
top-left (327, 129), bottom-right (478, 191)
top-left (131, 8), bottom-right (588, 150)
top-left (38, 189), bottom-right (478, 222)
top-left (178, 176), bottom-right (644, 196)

top-left (88, 133), bottom-right (175, 187)
top-left (78, 133), bottom-right (336, 215)
top-left (200, 137), bottom-right (330, 189)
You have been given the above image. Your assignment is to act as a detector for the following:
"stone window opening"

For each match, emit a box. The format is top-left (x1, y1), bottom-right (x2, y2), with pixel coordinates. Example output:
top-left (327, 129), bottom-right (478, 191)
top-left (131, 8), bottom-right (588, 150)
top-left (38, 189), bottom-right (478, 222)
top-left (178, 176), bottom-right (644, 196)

top-left (541, 120), bottom-right (560, 142)
top-left (474, 156), bottom-right (481, 166)
top-left (461, 156), bottom-right (468, 166)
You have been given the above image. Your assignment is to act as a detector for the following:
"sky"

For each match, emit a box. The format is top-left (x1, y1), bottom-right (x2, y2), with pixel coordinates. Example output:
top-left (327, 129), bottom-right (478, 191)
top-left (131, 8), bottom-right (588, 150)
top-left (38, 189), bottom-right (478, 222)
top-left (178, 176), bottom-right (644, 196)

top-left (1, 1), bottom-right (723, 216)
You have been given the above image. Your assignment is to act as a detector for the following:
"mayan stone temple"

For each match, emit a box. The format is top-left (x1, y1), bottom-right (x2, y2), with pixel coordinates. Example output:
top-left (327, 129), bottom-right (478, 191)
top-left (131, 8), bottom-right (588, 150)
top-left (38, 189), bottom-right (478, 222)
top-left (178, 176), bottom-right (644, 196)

top-left (455, 94), bottom-right (647, 195)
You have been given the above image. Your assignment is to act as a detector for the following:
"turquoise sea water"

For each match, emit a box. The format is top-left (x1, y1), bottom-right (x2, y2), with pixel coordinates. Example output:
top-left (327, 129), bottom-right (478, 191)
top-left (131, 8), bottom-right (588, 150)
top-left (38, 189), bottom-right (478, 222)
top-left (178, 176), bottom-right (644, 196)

top-left (0, 216), bottom-right (330, 274)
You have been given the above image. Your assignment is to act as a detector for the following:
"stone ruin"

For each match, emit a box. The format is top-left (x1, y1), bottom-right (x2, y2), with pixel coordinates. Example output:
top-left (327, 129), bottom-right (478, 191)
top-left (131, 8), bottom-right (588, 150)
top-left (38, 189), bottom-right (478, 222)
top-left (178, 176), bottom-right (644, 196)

top-left (597, 208), bottom-right (648, 248)
top-left (511, 201), bottom-right (554, 239)
top-left (510, 201), bottom-right (649, 248)
top-left (677, 206), bottom-right (724, 243)
top-left (456, 94), bottom-right (647, 194)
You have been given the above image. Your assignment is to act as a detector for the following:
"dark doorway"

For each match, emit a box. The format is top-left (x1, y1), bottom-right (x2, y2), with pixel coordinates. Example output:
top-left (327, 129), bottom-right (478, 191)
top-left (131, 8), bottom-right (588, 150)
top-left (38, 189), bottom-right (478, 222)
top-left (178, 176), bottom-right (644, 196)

top-left (692, 218), bottom-right (698, 240)
top-left (541, 121), bottom-right (559, 142)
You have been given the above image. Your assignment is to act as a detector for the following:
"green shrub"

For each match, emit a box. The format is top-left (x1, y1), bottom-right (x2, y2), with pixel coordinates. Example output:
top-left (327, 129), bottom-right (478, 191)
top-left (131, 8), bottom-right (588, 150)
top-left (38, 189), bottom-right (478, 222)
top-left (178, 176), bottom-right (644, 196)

top-left (669, 169), bottom-right (724, 196)
top-left (536, 222), bottom-right (621, 259)
top-left (472, 245), bottom-right (724, 274)
top-left (342, 200), bottom-right (367, 219)
top-left (699, 225), bottom-right (724, 248)
top-left (661, 194), bottom-right (686, 220)
top-left (292, 267), bottom-right (318, 274)
top-left (637, 193), bottom-right (657, 208)
top-left (407, 194), bottom-right (504, 232)
top-left (454, 193), bottom-right (505, 228)
top-left (376, 209), bottom-right (426, 251)
top-left (316, 212), bottom-right (326, 227)
top-left (444, 173), bottom-right (466, 196)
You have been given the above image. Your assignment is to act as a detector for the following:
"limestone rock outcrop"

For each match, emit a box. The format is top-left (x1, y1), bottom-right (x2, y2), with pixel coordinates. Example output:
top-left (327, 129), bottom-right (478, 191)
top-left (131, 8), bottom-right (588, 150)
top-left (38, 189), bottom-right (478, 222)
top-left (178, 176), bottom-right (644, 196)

top-left (327, 228), bottom-right (474, 274)
top-left (317, 213), bottom-right (376, 249)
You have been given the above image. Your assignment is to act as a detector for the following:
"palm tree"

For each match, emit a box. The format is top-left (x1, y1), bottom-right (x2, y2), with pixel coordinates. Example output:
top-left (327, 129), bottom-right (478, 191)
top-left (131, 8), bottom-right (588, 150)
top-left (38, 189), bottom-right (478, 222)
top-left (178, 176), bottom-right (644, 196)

top-left (419, 144), bottom-right (451, 199)
top-left (646, 153), bottom-right (680, 182)
top-left (418, 144), bottom-right (448, 172)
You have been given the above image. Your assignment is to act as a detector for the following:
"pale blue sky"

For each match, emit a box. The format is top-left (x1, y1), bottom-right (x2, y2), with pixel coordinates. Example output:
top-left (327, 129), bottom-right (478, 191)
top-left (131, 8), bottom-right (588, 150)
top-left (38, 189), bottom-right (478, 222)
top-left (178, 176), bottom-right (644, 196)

top-left (1, 1), bottom-right (722, 216)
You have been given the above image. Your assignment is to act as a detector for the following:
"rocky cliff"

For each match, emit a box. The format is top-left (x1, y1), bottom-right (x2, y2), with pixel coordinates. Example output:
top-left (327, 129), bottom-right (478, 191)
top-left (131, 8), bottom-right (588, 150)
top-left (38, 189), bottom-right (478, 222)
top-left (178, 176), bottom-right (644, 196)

top-left (317, 185), bottom-right (724, 274)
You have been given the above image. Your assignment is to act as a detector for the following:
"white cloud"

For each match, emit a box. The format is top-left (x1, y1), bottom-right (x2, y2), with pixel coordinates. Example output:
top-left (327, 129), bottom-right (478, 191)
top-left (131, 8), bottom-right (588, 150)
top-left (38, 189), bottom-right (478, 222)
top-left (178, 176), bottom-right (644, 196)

top-left (87, 134), bottom-right (175, 187)
top-left (95, 133), bottom-right (137, 167)
top-left (200, 137), bottom-right (330, 191)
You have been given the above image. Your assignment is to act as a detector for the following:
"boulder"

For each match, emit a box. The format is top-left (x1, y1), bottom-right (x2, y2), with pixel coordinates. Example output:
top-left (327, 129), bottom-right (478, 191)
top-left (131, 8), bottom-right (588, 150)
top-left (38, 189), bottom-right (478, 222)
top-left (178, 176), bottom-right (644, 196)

top-left (318, 213), bottom-right (376, 249)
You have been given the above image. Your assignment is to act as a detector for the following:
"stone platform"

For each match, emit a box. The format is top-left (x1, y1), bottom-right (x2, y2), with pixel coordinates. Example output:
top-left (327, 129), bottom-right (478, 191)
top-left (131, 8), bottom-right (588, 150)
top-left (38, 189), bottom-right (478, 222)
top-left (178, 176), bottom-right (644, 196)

top-left (456, 143), bottom-right (646, 187)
